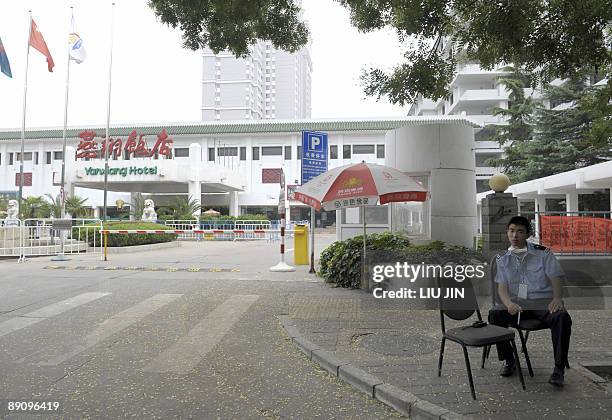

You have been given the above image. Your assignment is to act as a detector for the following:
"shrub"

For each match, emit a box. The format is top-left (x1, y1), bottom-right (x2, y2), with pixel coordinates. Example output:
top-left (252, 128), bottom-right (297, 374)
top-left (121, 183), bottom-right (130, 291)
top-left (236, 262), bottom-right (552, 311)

top-left (318, 232), bottom-right (412, 289)
top-left (74, 221), bottom-right (177, 247)
top-left (319, 233), bottom-right (485, 289)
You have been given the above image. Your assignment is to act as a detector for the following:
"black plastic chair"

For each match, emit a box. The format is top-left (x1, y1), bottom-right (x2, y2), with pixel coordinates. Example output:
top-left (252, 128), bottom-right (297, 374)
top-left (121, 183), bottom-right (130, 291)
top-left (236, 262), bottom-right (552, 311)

top-left (437, 275), bottom-right (526, 400)
top-left (484, 254), bottom-right (569, 377)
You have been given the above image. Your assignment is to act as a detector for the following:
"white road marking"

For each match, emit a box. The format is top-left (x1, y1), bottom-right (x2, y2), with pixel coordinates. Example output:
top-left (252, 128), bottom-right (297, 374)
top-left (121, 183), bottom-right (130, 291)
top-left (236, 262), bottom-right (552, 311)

top-left (38, 293), bottom-right (182, 366)
top-left (143, 294), bottom-right (259, 374)
top-left (0, 292), bottom-right (111, 338)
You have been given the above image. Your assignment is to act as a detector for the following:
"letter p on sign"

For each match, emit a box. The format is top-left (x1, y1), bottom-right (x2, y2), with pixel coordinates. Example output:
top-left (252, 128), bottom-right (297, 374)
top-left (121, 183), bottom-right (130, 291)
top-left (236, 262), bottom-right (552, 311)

top-left (310, 136), bottom-right (321, 150)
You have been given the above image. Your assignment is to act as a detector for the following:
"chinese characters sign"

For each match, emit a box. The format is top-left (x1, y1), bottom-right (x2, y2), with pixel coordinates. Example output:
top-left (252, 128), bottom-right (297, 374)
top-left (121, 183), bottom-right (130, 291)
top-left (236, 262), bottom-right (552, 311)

top-left (540, 215), bottom-right (612, 253)
top-left (301, 131), bottom-right (328, 184)
top-left (76, 129), bottom-right (173, 159)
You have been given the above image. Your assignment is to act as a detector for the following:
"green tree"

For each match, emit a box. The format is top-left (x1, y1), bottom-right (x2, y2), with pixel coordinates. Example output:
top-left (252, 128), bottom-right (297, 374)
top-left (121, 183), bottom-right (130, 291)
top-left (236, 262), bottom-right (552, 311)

top-left (43, 194), bottom-right (89, 218)
top-left (169, 196), bottom-right (201, 220)
top-left (148, 0), bottom-right (612, 104)
top-left (147, 0), bottom-right (308, 55)
top-left (485, 68), bottom-right (539, 178)
top-left (21, 196), bottom-right (48, 219)
top-left (65, 196), bottom-right (89, 218)
top-left (491, 76), bottom-right (612, 183)
top-left (130, 193), bottom-right (146, 221)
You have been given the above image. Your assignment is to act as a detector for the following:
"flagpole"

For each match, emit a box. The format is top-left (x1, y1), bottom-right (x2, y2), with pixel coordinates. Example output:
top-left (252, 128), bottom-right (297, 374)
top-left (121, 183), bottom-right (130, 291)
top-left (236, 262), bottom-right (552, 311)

top-left (18, 12), bottom-right (33, 218)
top-left (53, 7), bottom-right (75, 262)
top-left (103, 2), bottom-right (116, 223)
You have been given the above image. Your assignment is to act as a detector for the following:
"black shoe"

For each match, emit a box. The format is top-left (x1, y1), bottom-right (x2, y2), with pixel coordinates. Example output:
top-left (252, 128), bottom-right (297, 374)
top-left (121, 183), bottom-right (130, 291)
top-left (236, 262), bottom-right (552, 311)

top-left (549, 368), bottom-right (565, 387)
top-left (499, 359), bottom-right (516, 377)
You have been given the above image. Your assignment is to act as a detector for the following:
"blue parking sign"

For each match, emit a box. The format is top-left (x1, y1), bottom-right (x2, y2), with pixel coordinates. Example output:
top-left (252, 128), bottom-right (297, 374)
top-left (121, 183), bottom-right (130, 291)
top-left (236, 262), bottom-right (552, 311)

top-left (301, 131), bottom-right (328, 184)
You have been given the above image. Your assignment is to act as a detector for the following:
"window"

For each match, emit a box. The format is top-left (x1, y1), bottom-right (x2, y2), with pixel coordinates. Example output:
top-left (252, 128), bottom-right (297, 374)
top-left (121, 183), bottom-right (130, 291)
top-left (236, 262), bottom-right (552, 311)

top-left (262, 168), bottom-right (282, 183)
top-left (34, 152), bottom-right (39, 164)
top-left (16, 152), bottom-right (33, 161)
top-left (330, 145), bottom-right (338, 159)
top-left (353, 145), bottom-right (375, 154)
top-left (218, 147), bottom-right (237, 157)
top-left (376, 145), bottom-right (385, 159)
top-left (46, 152), bottom-right (51, 164)
top-left (0, 153), bottom-right (2, 165)
top-left (54, 151), bottom-right (63, 160)
top-left (174, 148), bottom-right (190, 157)
top-left (261, 146), bottom-right (282, 156)
top-left (343, 145), bottom-right (351, 159)
top-left (297, 146), bottom-right (302, 160)
top-left (240, 147), bottom-right (246, 161)
top-left (284, 146), bottom-right (291, 160)
top-left (9, 153), bottom-right (14, 165)
top-left (252, 147), bottom-right (260, 160)
top-left (208, 148), bottom-right (215, 162)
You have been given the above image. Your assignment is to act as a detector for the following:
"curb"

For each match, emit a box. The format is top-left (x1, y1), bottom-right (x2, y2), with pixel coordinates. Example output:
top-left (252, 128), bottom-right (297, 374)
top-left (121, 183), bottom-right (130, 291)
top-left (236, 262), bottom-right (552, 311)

top-left (278, 315), bottom-right (466, 420)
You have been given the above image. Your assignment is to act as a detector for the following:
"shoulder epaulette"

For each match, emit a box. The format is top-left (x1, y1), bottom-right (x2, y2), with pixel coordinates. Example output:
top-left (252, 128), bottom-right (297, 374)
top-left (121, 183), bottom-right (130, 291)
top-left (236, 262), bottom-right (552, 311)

top-left (533, 244), bottom-right (549, 251)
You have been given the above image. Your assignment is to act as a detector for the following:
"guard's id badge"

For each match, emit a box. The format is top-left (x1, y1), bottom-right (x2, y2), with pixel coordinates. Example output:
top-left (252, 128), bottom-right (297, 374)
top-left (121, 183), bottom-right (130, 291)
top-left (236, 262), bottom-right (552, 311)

top-left (518, 283), bottom-right (528, 299)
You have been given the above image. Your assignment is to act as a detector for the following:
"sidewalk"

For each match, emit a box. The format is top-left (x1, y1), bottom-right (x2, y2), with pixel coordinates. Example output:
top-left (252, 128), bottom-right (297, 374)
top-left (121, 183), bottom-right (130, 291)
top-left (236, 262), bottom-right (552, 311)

top-left (280, 284), bottom-right (612, 419)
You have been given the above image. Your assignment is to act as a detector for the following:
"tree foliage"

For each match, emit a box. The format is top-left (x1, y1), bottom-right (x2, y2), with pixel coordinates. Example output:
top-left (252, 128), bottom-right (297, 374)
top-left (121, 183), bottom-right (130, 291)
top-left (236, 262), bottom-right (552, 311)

top-left (488, 74), bottom-right (612, 183)
top-left (149, 0), bottom-right (612, 104)
top-left (147, 0), bottom-right (308, 56)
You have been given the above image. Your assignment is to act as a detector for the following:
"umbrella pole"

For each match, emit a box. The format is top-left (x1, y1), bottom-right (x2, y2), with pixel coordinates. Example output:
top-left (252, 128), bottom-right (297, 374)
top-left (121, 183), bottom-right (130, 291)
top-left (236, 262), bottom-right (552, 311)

top-left (362, 204), bottom-right (368, 289)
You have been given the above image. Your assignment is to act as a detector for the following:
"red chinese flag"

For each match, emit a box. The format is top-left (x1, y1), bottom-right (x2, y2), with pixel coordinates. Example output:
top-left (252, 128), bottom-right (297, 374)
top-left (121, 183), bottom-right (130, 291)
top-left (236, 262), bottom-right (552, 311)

top-left (29, 19), bottom-right (54, 72)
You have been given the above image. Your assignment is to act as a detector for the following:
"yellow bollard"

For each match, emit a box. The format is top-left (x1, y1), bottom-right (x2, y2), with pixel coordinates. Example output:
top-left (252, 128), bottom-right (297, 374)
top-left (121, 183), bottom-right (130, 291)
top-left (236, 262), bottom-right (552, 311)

top-left (294, 224), bottom-right (309, 265)
top-left (104, 231), bottom-right (108, 262)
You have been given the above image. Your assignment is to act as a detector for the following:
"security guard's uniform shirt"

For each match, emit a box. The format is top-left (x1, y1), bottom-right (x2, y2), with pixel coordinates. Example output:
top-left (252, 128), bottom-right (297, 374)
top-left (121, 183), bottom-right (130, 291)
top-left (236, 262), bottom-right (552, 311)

top-left (495, 242), bottom-right (564, 300)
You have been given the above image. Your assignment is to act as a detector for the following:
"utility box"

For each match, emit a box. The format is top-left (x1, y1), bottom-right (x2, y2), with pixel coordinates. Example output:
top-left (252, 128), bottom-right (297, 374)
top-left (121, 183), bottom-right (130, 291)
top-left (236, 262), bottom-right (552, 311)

top-left (294, 224), bottom-right (309, 265)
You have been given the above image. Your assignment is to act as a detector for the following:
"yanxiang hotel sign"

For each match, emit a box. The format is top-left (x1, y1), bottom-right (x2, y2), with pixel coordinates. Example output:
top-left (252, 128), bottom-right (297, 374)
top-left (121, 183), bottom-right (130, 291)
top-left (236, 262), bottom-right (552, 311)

top-left (84, 166), bottom-right (158, 177)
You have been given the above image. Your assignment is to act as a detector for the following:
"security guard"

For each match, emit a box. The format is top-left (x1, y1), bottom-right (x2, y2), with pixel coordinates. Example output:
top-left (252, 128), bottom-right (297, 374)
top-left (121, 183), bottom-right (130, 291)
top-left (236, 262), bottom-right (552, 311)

top-left (488, 216), bottom-right (572, 387)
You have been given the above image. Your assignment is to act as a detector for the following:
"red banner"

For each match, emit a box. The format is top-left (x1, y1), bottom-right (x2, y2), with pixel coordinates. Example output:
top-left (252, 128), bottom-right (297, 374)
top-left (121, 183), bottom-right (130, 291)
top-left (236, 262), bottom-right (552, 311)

top-left (540, 215), bottom-right (612, 252)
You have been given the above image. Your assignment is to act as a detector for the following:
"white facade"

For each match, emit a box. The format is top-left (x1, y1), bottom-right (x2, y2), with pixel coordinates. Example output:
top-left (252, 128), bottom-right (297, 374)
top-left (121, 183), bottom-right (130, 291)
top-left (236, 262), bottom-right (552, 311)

top-left (201, 41), bottom-right (312, 121)
top-left (409, 61), bottom-right (544, 193)
top-left (0, 116), bottom-right (480, 246)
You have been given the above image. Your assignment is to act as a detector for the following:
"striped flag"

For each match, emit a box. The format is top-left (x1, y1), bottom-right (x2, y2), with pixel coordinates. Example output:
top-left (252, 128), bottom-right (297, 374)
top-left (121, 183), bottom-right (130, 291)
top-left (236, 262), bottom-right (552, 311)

top-left (0, 35), bottom-right (12, 78)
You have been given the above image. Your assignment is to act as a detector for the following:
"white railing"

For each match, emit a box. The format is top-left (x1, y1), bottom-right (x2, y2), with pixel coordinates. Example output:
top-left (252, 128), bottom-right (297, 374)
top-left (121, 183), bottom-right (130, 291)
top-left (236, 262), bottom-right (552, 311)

top-left (0, 219), bottom-right (22, 258)
top-left (20, 218), bottom-right (103, 260)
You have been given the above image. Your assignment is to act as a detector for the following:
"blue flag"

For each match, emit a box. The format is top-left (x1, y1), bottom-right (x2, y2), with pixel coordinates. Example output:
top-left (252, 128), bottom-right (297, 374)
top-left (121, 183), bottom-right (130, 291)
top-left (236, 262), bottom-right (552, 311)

top-left (0, 35), bottom-right (12, 78)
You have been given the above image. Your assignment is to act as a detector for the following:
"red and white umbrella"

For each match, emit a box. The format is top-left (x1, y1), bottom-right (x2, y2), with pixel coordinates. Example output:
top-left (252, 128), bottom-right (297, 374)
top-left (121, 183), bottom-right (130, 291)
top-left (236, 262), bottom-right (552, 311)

top-left (294, 162), bottom-right (428, 211)
top-left (294, 162), bottom-right (428, 287)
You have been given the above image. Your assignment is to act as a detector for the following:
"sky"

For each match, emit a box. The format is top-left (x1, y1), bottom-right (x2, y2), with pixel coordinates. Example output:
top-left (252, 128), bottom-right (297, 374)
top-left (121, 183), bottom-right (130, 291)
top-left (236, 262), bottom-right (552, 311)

top-left (0, 0), bottom-right (409, 130)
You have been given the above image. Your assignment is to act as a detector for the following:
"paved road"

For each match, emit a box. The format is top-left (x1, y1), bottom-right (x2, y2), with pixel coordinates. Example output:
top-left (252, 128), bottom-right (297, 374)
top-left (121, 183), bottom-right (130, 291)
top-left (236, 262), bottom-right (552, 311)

top-left (0, 238), bottom-right (402, 419)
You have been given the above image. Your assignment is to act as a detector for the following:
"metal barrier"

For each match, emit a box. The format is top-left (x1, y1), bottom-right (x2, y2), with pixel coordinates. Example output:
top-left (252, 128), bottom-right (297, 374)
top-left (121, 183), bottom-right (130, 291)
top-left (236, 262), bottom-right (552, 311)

top-left (0, 219), bottom-right (22, 258)
top-left (519, 211), bottom-right (612, 255)
top-left (20, 218), bottom-right (103, 260)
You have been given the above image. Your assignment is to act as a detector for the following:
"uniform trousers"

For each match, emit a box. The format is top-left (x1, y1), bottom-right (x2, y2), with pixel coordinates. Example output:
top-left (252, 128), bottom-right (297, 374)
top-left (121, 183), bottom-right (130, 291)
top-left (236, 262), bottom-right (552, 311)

top-left (488, 306), bottom-right (572, 369)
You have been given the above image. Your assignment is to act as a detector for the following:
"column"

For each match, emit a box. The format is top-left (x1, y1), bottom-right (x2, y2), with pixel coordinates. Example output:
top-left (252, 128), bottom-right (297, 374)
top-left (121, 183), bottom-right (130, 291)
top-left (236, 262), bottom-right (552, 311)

top-left (565, 191), bottom-right (579, 215)
top-left (534, 195), bottom-right (547, 242)
top-left (188, 181), bottom-right (202, 217)
top-left (229, 191), bottom-right (239, 216)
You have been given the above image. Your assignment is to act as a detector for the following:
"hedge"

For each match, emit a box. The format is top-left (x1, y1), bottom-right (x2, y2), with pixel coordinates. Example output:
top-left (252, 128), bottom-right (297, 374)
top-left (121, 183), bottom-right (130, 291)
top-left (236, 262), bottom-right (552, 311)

top-left (74, 221), bottom-right (177, 247)
top-left (318, 232), bottom-right (485, 289)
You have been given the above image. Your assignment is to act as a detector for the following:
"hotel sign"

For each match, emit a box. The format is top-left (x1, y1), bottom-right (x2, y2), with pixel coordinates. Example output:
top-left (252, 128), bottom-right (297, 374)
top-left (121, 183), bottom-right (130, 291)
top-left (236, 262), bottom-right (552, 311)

top-left (76, 129), bottom-right (173, 159)
top-left (84, 166), bottom-right (158, 177)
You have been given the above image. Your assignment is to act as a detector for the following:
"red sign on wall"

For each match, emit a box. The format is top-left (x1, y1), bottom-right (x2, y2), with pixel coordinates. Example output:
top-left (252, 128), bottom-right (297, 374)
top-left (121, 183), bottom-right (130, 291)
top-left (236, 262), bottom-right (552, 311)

top-left (15, 172), bottom-right (33, 187)
top-left (75, 129), bottom-right (173, 159)
top-left (540, 215), bottom-right (612, 253)
top-left (262, 168), bottom-right (282, 184)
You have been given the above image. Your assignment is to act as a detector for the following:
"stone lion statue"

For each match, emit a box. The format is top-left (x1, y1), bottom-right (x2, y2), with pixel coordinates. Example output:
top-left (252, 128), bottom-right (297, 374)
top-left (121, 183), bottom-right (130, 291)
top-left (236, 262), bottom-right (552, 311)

top-left (141, 199), bottom-right (157, 222)
top-left (6, 199), bottom-right (19, 220)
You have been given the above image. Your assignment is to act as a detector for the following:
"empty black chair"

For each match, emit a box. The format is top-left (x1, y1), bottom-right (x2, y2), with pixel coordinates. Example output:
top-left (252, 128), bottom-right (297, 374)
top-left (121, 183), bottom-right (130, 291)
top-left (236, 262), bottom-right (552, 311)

top-left (484, 254), bottom-right (569, 377)
top-left (437, 275), bottom-right (526, 400)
